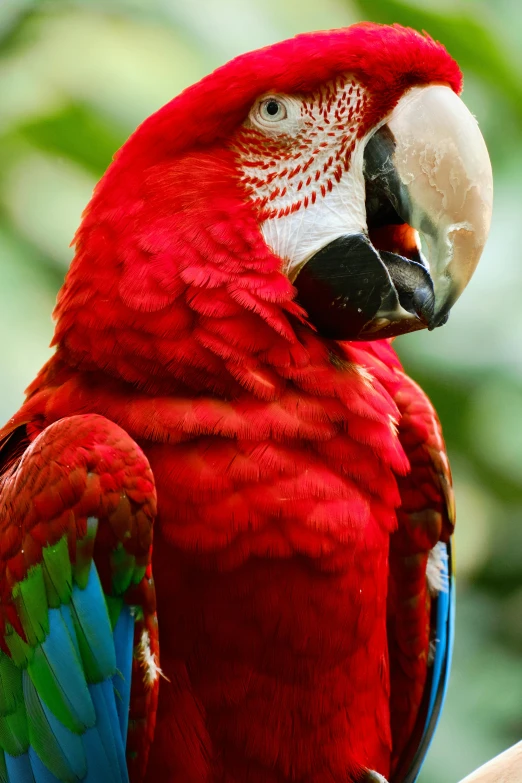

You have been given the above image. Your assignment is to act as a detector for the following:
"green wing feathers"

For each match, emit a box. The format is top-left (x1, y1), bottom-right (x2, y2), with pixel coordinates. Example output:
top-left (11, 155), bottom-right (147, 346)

top-left (0, 414), bottom-right (157, 782)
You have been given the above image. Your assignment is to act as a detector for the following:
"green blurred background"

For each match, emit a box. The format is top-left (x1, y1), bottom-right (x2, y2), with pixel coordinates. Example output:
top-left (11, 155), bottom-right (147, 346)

top-left (0, 0), bottom-right (520, 780)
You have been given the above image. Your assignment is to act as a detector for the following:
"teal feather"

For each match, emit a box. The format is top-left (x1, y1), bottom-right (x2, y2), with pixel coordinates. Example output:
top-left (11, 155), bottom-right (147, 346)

top-left (82, 726), bottom-right (124, 783)
top-left (69, 567), bottom-right (116, 683)
top-left (87, 682), bottom-right (128, 783)
top-left (27, 609), bottom-right (95, 734)
top-left (4, 752), bottom-right (35, 782)
top-left (57, 607), bottom-right (80, 661)
top-left (23, 671), bottom-right (86, 782)
top-left (112, 606), bottom-right (133, 744)
top-left (27, 749), bottom-right (61, 783)
top-left (406, 542), bottom-right (454, 783)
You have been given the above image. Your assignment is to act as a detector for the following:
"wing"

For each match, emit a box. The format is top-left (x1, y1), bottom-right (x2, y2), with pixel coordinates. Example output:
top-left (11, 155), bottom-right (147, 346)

top-left (0, 414), bottom-right (157, 783)
top-left (388, 373), bottom-right (455, 783)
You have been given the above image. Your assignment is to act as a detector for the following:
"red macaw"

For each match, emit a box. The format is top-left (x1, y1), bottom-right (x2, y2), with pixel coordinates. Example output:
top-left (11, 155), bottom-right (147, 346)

top-left (0, 23), bottom-right (492, 783)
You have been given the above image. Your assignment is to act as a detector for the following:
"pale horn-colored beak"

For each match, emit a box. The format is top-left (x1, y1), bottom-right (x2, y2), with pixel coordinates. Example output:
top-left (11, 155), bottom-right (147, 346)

top-left (385, 83), bottom-right (493, 321)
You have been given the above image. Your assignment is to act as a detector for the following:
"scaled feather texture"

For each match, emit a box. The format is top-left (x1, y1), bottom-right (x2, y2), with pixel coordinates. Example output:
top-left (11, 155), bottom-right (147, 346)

top-left (0, 22), bottom-right (459, 783)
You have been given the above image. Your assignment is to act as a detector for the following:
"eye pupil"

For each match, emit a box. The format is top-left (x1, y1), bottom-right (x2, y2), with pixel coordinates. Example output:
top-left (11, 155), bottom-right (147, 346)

top-left (266, 100), bottom-right (280, 116)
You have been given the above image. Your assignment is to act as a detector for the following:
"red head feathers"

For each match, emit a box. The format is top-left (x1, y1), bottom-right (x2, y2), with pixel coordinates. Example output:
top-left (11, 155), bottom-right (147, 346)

top-left (108, 23), bottom-right (462, 168)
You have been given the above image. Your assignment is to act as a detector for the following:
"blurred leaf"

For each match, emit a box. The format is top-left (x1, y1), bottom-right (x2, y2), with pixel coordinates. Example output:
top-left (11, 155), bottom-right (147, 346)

top-left (0, 0), bottom-right (35, 47)
top-left (467, 378), bottom-right (522, 488)
top-left (19, 102), bottom-right (125, 175)
top-left (0, 219), bottom-right (56, 420)
top-left (1, 147), bottom-right (96, 266)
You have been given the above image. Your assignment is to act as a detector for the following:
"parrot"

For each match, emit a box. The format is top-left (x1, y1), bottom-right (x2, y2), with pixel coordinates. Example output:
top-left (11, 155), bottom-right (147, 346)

top-left (0, 22), bottom-right (492, 783)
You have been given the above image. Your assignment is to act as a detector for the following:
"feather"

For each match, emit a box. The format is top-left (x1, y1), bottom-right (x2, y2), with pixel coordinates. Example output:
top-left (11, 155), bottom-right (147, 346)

top-left (23, 670), bottom-right (86, 782)
top-left (427, 544), bottom-right (451, 723)
top-left (4, 752), bottom-right (35, 783)
top-left (88, 681), bottom-right (128, 783)
top-left (112, 605), bottom-right (134, 744)
top-left (82, 725), bottom-right (124, 783)
top-left (27, 749), bottom-right (61, 783)
top-left (12, 567), bottom-right (49, 647)
top-left (42, 538), bottom-right (73, 609)
top-left (69, 565), bottom-right (116, 683)
top-left (27, 609), bottom-right (95, 734)
top-left (73, 519), bottom-right (98, 591)
top-left (0, 700), bottom-right (28, 757)
top-left (0, 652), bottom-right (22, 717)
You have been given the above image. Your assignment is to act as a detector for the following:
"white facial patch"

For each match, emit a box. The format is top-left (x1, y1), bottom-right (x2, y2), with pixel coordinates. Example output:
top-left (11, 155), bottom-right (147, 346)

top-left (234, 77), bottom-right (372, 279)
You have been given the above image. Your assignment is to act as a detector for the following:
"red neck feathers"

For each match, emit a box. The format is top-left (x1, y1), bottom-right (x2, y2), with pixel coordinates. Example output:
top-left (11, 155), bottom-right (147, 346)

top-left (52, 146), bottom-right (307, 399)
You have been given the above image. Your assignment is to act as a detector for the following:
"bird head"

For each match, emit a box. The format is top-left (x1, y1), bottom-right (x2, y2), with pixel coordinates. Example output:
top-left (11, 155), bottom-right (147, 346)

top-left (54, 24), bottom-right (492, 388)
top-left (225, 24), bottom-right (492, 339)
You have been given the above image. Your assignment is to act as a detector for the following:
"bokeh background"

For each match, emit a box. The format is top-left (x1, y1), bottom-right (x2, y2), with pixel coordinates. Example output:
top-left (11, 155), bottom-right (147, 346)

top-left (0, 1), bottom-right (521, 780)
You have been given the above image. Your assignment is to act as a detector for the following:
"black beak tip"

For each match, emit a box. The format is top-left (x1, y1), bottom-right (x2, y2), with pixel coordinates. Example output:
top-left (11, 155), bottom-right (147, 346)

top-left (429, 310), bottom-right (450, 330)
top-left (412, 287), bottom-right (436, 329)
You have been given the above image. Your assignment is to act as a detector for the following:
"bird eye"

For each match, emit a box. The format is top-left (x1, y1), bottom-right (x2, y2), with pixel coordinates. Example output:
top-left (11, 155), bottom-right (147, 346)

top-left (259, 98), bottom-right (287, 122)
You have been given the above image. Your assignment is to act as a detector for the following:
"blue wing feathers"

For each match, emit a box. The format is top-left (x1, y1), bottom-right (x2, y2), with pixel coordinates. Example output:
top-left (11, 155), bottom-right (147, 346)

top-left (407, 541), bottom-right (454, 783)
top-left (112, 606), bottom-right (134, 745)
top-left (69, 568), bottom-right (116, 680)
top-left (426, 545), bottom-right (450, 724)
top-left (22, 670), bottom-right (86, 781)
top-left (87, 682), bottom-right (128, 783)
top-left (29, 611), bottom-right (95, 733)
top-left (2, 563), bottom-right (134, 782)
top-left (57, 608), bottom-right (79, 662)
top-left (82, 723), bottom-right (126, 783)
top-left (4, 753), bottom-right (35, 783)
top-left (27, 750), bottom-right (61, 783)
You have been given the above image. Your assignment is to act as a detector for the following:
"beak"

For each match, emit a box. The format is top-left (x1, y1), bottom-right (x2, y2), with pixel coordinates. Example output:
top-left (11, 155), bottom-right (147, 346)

top-left (294, 85), bottom-right (493, 340)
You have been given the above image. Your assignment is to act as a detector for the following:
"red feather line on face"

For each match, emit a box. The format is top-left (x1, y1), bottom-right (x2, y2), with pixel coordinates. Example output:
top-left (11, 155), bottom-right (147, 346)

top-left (233, 76), bottom-right (367, 221)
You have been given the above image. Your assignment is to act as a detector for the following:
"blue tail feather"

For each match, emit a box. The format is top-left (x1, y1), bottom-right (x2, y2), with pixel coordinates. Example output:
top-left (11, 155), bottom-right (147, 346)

top-left (82, 724), bottom-right (125, 783)
top-left (23, 671), bottom-right (86, 782)
top-left (27, 749), bottom-right (61, 783)
top-left (87, 682), bottom-right (128, 783)
top-left (407, 542), bottom-right (454, 783)
top-left (112, 606), bottom-right (134, 745)
top-left (58, 606), bottom-right (80, 661)
top-left (4, 753), bottom-right (35, 783)
top-left (425, 543), bottom-right (452, 732)
top-left (29, 610), bottom-right (95, 732)
top-left (70, 568), bottom-right (116, 680)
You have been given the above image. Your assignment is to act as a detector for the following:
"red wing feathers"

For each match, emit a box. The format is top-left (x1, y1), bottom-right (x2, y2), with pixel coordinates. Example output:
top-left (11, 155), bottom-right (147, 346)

top-left (388, 372), bottom-right (455, 776)
top-left (0, 414), bottom-right (158, 781)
